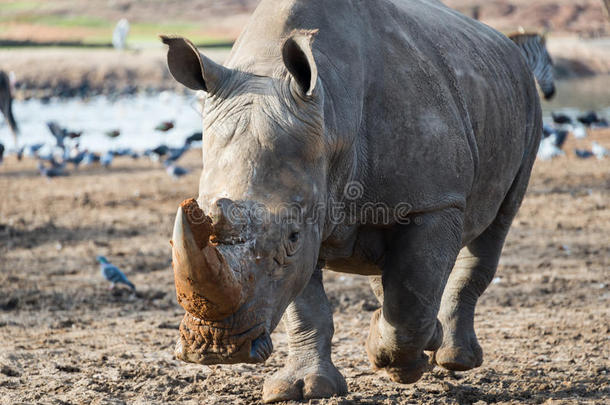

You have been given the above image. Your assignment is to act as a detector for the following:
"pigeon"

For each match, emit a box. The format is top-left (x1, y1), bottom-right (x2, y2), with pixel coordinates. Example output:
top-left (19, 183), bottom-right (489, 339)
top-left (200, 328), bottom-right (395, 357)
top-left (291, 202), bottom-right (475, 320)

top-left (82, 151), bottom-right (100, 166)
top-left (591, 142), bottom-right (607, 160)
top-left (37, 161), bottom-right (68, 178)
top-left (537, 135), bottom-right (564, 160)
top-left (47, 121), bottom-right (67, 150)
top-left (101, 151), bottom-right (114, 168)
top-left (164, 161), bottom-right (189, 179)
top-left (577, 111), bottom-right (598, 127)
top-left (0, 142), bottom-right (4, 164)
top-left (574, 149), bottom-right (594, 159)
top-left (592, 118), bottom-right (609, 129)
top-left (15, 146), bottom-right (24, 161)
top-left (97, 256), bottom-right (135, 291)
top-left (105, 129), bottom-right (121, 138)
top-left (552, 112), bottom-right (572, 125)
top-left (66, 150), bottom-right (87, 168)
top-left (155, 121), bottom-right (175, 132)
top-left (542, 123), bottom-right (556, 138)
top-left (25, 143), bottom-right (45, 158)
top-left (571, 124), bottom-right (587, 139)
top-left (166, 144), bottom-right (189, 164)
top-left (145, 145), bottom-right (169, 161)
top-left (185, 132), bottom-right (203, 145)
top-left (554, 129), bottom-right (568, 149)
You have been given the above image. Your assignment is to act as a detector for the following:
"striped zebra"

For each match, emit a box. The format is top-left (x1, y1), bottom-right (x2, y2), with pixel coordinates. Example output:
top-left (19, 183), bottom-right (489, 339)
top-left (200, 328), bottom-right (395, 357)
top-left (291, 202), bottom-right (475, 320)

top-left (508, 31), bottom-right (556, 100)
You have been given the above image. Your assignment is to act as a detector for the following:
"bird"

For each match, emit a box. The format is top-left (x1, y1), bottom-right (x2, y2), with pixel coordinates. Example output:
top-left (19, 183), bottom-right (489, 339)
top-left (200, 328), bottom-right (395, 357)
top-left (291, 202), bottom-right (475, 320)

top-left (166, 144), bottom-right (190, 164)
top-left (577, 111), bottom-right (598, 127)
top-left (25, 143), bottom-right (45, 158)
top-left (97, 256), bottom-right (135, 291)
top-left (67, 130), bottom-right (82, 139)
top-left (592, 142), bottom-right (607, 160)
top-left (592, 118), bottom-right (609, 129)
top-left (552, 112), bottom-right (572, 125)
top-left (0, 142), bottom-right (4, 164)
top-left (542, 123), bottom-right (555, 138)
top-left (82, 151), bottom-right (100, 166)
top-left (145, 144), bottom-right (170, 161)
top-left (554, 129), bottom-right (568, 149)
top-left (574, 149), bottom-right (594, 159)
top-left (185, 132), bottom-right (202, 145)
top-left (37, 161), bottom-right (68, 178)
top-left (101, 151), bottom-right (114, 168)
top-left (105, 129), bottom-right (121, 138)
top-left (571, 124), bottom-right (587, 139)
top-left (47, 121), bottom-right (67, 150)
top-left (165, 163), bottom-right (189, 179)
top-left (537, 135), bottom-right (564, 160)
top-left (66, 150), bottom-right (87, 168)
top-left (112, 19), bottom-right (130, 50)
top-left (155, 121), bottom-right (175, 132)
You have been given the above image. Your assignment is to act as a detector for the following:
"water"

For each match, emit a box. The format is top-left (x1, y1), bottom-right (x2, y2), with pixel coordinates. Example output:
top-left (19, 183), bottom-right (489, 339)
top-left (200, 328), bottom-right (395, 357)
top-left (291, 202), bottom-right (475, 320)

top-left (0, 92), bottom-right (203, 152)
top-left (1, 76), bottom-right (609, 152)
top-left (542, 75), bottom-right (610, 116)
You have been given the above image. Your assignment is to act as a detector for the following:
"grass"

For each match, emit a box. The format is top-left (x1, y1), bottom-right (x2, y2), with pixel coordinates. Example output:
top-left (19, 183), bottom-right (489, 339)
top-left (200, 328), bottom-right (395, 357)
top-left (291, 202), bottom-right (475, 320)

top-left (0, 0), bottom-right (44, 12)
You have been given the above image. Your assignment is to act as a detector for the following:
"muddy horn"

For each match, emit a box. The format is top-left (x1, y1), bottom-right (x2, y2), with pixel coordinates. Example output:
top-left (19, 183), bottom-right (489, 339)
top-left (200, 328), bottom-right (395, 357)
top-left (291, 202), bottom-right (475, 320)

top-left (171, 198), bottom-right (244, 320)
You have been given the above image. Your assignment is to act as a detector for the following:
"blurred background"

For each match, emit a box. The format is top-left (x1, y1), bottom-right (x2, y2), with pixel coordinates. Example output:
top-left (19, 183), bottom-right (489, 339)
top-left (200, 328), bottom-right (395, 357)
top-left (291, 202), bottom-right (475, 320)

top-left (0, 1), bottom-right (608, 404)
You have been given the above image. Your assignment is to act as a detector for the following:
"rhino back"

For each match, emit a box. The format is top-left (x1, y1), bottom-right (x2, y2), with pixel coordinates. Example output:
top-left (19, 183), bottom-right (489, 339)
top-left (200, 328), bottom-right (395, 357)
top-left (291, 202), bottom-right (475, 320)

top-left (229, 0), bottom-right (540, 242)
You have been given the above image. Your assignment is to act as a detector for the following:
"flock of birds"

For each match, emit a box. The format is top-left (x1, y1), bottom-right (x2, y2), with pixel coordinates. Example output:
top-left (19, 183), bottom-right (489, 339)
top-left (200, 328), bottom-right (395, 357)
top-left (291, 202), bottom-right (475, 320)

top-left (1, 119), bottom-right (201, 179)
top-left (538, 110), bottom-right (608, 160)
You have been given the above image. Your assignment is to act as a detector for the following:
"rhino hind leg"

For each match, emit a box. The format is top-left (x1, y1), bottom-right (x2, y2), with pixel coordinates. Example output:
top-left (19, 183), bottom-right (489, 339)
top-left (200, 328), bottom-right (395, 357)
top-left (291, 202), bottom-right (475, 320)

top-left (366, 208), bottom-right (463, 384)
top-left (434, 161), bottom-right (534, 371)
top-left (262, 267), bottom-right (347, 403)
top-left (433, 228), bottom-right (507, 371)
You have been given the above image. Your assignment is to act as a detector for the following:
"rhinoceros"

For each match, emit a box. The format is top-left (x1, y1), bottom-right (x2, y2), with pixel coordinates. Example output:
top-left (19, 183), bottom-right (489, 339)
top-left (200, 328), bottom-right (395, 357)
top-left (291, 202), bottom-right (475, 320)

top-left (162, 0), bottom-right (542, 401)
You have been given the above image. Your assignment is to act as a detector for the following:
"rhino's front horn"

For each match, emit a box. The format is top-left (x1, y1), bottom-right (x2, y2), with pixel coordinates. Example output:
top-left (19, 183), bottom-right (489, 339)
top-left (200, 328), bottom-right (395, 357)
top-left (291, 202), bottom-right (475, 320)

top-left (171, 198), bottom-right (244, 320)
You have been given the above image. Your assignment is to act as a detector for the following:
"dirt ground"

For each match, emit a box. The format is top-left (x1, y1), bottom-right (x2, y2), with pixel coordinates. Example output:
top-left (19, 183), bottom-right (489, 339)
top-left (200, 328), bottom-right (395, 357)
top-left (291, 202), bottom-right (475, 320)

top-left (1, 130), bottom-right (609, 404)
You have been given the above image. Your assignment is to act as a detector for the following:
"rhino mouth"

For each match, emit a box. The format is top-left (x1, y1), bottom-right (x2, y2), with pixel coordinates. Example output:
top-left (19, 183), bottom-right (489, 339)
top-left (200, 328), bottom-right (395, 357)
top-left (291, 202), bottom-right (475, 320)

top-left (174, 312), bottom-right (273, 365)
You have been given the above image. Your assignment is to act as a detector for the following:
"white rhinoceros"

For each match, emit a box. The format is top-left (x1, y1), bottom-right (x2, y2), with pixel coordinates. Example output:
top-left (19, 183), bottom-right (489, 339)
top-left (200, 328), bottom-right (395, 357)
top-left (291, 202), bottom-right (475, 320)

top-left (162, 0), bottom-right (542, 402)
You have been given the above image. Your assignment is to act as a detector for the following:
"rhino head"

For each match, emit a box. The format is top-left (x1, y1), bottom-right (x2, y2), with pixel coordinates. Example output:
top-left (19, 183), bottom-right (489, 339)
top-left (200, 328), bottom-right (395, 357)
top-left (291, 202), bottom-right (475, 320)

top-left (162, 32), bottom-right (328, 365)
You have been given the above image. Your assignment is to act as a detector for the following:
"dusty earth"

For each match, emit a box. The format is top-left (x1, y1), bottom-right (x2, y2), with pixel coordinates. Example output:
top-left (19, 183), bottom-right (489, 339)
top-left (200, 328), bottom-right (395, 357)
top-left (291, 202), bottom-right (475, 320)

top-left (0, 128), bottom-right (609, 404)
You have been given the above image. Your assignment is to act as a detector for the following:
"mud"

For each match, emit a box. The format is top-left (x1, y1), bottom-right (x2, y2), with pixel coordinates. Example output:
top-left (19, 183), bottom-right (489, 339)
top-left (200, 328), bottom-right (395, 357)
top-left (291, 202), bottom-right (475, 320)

top-left (1, 130), bottom-right (609, 404)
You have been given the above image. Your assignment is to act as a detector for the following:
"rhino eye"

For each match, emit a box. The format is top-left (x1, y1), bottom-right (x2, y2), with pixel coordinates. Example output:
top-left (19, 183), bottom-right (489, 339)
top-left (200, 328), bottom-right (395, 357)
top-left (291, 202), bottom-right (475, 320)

top-left (285, 231), bottom-right (300, 256)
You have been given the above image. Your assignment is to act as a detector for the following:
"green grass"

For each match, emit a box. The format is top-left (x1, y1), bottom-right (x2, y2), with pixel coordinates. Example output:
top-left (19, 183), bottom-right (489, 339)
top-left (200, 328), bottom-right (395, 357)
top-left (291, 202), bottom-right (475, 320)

top-left (0, 1), bottom-right (44, 12)
top-left (0, 11), bottom-right (234, 47)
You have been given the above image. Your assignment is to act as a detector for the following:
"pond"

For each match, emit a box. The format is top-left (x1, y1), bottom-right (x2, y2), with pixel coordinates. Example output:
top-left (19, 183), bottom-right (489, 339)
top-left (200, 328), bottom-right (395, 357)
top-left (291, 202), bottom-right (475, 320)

top-left (0, 92), bottom-right (202, 151)
top-left (1, 75), bottom-right (609, 151)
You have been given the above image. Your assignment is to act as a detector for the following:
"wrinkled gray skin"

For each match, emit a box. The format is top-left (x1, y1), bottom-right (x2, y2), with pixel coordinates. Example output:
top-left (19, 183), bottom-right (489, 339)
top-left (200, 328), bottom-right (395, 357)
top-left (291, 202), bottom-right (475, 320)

top-left (163, 0), bottom-right (541, 402)
top-left (0, 71), bottom-right (18, 147)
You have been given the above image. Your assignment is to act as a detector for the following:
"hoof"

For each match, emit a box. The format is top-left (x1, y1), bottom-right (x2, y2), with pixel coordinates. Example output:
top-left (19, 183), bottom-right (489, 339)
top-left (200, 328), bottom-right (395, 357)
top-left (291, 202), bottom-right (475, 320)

top-left (432, 340), bottom-right (483, 371)
top-left (366, 309), bottom-right (439, 384)
top-left (383, 355), bottom-right (433, 384)
top-left (262, 363), bottom-right (347, 403)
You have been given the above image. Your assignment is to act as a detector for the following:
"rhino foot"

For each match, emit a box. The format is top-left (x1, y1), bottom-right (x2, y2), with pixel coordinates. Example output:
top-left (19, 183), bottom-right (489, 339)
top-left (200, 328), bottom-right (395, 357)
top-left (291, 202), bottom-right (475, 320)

top-left (262, 361), bottom-right (347, 403)
top-left (366, 309), bottom-right (440, 384)
top-left (432, 332), bottom-right (483, 371)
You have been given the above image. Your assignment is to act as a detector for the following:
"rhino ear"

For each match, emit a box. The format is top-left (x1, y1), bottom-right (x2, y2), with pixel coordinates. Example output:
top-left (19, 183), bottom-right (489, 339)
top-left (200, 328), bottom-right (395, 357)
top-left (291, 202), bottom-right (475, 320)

top-left (282, 29), bottom-right (319, 97)
top-left (160, 35), bottom-right (228, 92)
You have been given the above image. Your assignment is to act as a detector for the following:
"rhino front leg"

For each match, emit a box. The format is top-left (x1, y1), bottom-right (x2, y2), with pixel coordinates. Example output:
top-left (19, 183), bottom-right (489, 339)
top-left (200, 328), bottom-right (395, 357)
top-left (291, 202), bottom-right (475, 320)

top-left (263, 267), bottom-right (347, 403)
top-left (366, 208), bottom-right (463, 383)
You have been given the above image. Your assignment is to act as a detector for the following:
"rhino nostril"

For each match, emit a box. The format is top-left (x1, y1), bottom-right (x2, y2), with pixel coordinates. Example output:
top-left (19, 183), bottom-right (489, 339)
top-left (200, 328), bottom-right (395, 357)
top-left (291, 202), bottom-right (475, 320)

top-left (210, 198), bottom-right (248, 239)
